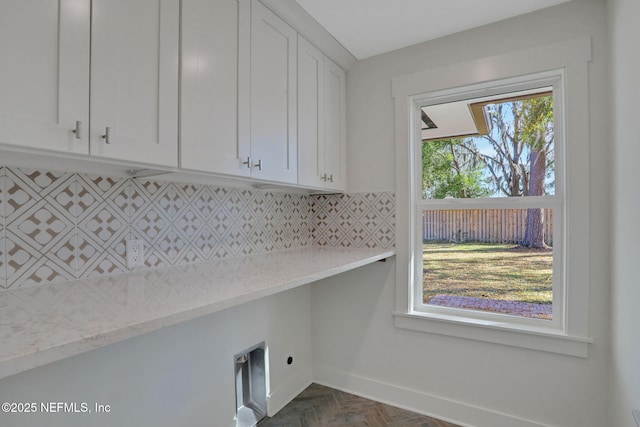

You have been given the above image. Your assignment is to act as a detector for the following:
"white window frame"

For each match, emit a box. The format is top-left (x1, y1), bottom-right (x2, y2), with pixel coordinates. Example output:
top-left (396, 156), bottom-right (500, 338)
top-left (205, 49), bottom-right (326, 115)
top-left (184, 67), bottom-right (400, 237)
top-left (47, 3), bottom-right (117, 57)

top-left (414, 74), bottom-right (564, 329)
top-left (391, 37), bottom-right (593, 357)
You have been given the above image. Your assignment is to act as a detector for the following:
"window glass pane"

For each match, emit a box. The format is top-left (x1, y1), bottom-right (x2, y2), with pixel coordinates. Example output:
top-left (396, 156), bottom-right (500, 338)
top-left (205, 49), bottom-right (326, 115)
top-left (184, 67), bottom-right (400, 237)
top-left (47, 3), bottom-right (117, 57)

top-left (421, 93), bottom-right (555, 199)
top-left (421, 208), bottom-right (553, 320)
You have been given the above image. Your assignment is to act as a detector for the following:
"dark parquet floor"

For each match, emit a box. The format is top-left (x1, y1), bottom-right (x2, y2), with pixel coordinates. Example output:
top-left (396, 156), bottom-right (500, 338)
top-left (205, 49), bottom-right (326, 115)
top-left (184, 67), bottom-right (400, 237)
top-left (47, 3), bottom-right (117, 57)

top-left (257, 383), bottom-right (462, 427)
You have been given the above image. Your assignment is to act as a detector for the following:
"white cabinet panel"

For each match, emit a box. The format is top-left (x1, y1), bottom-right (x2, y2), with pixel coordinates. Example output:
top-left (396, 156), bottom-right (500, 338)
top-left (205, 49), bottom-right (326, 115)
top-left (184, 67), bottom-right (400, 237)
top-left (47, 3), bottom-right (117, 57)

top-left (181, 0), bottom-right (248, 176)
top-left (323, 58), bottom-right (347, 191)
top-left (297, 37), bottom-right (325, 188)
top-left (250, 1), bottom-right (297, 183)
top-left (297, 36), bottom-right (346, 191)
top-left (0, 0), bottom-right (90, 154)
top-left (90, 0), bottom-right (179, 167)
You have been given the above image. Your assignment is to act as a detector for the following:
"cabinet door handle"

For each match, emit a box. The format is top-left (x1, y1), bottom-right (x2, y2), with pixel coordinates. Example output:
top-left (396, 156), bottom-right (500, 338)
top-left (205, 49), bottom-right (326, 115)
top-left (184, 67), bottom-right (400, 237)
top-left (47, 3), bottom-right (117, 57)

top-left (101, 127), bottom-right (111, 144)
top-left (321, 173), bottom-right (327, 182)
top-left (254, 159), bottom-right (263, 171)
top-left (72, 121), bottom-right (82, 139)
top-left (328, 174), bottom-right (333, 183)
top-left (242, 156), bottom-right (252, 169)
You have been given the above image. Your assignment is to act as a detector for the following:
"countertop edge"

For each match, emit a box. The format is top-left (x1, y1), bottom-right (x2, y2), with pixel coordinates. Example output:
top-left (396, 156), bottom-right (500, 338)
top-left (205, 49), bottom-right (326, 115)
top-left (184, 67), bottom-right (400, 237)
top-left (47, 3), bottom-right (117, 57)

top-left (1, 248), bottom-right (395, 380)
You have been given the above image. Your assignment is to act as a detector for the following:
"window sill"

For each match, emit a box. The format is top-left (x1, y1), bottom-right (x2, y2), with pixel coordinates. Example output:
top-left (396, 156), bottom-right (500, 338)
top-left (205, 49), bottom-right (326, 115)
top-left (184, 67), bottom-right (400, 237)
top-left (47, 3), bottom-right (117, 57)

top-left (392, 310), bottom-right (591, 357)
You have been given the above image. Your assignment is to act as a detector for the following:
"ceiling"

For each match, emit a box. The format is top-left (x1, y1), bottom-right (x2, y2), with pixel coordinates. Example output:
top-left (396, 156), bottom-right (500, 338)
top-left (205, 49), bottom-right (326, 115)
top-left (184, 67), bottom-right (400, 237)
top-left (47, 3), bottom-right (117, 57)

top-left (293, 0), bottom-right (572, 59)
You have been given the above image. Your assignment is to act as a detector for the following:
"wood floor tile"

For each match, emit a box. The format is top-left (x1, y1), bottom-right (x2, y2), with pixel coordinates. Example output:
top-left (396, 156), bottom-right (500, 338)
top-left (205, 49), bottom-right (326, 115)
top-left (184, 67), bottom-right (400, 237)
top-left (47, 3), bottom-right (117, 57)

top-left (257, 384), bottom-right (461, 427)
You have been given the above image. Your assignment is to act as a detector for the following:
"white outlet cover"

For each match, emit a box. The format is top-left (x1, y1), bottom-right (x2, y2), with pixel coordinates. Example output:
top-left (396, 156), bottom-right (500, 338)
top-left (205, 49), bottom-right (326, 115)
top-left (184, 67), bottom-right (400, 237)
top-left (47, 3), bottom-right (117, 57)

top-left (126, 239), bottom-right (145, 268)
top-left (633, 409), bottom-right (640, 427)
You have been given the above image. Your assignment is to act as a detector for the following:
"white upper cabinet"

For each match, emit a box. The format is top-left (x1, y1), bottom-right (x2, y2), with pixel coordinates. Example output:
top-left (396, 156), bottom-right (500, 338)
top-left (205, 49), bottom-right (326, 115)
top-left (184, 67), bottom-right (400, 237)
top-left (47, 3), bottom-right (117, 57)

top-left (0, 0), bottom-right (90, 154)
top-left (181, 0), bottom-right (247, 176)
top-left (297, 36), bottom-right (346, 191)
top-left (249, 0), bottom-right (298, 183)
top-left (0, 0), bottom-right (344, 187)
top-left (0, 0), bottom-right (179, 167)
top-left (89, 0), bottom-right (179, 168)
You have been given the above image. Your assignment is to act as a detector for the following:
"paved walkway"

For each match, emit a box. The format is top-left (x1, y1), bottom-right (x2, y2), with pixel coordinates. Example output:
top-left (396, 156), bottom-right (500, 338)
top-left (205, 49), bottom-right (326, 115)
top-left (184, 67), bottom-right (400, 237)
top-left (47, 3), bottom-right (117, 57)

top-left (428, 295), bottom-right (552, 319)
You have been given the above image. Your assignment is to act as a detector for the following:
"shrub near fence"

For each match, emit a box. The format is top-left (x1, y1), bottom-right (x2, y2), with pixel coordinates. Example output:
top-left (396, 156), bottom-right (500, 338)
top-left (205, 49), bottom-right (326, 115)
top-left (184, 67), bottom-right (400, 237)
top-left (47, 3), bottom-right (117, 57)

top-left (422, 209), bottom-right (553, 245)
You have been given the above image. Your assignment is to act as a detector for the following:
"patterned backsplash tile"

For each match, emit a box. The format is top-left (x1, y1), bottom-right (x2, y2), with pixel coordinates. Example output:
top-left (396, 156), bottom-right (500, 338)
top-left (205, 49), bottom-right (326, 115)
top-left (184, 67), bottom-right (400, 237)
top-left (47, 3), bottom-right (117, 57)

top-left (4, 169), bottom-right (78, 288)
top-left (311, 192), bottom-right (395, 249)
top-left (75, 174), bottom-right (132, 278)
top-left (0, 166), bottom-right (395, 289)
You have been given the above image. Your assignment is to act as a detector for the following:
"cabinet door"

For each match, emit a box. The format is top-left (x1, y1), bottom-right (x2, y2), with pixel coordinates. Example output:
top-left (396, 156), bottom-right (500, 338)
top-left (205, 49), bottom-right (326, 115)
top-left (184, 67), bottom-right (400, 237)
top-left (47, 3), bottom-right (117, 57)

top-left (0, 0), bottom-right (90, 154)
top-left (181, 0), bottom-right (249, 176)
top-left (250, 1), bottom-right (297, 183)
top-left (90, 0), bottom-right (179, 167)
top-left (297, 36), bottom-right (325, 188)
top-left (323, 58), bottom-right (347, 191)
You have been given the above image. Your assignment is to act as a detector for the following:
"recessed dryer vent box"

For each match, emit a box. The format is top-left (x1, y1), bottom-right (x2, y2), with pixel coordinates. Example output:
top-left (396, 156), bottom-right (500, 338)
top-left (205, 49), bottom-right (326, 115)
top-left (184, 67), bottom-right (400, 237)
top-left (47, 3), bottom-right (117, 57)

top-left (234, 343), bottom-right (267, 427)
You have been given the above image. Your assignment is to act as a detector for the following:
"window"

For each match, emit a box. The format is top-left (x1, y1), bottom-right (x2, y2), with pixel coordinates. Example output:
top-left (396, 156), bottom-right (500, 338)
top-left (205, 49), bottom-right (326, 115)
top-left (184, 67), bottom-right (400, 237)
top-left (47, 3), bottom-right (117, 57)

top-left (417, 84), bottom-right (561, 328)
top-left (391, 38), bottom-right (592, 356)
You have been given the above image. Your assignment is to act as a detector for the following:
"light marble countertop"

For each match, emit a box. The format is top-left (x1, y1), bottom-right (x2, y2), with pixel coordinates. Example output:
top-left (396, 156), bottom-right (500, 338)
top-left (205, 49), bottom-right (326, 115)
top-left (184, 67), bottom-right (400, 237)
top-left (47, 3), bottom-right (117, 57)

top-left (0, 246), bottom-right (394, 380)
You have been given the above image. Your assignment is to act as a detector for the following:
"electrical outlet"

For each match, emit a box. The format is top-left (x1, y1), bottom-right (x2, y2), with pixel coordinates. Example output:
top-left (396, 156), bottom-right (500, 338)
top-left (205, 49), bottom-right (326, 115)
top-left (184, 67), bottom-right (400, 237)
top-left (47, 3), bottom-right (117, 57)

top-left (633, 409), bottom-right (640, 427)
top-left (126, 239), bottom-right (145, 268)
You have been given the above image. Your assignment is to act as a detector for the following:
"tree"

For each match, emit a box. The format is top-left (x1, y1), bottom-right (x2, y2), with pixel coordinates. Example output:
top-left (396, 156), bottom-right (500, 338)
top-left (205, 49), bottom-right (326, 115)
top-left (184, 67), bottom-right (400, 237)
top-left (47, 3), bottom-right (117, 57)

top-left (520, 96), bottom-right (554, 248)
top-left (469, 95), bottom-right (554, 248)
top-left (422, 138), bottom-right (490, 199)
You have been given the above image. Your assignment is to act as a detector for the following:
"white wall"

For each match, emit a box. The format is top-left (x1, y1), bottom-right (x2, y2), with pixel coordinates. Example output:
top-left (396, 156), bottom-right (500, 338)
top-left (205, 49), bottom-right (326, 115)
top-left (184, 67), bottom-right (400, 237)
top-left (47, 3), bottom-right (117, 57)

top-left (608, 0), bottom-right (640, 424)
top-left (0, 286), bottom-right (313, 427)
top-left (320, 1), bottom-right (611, 426)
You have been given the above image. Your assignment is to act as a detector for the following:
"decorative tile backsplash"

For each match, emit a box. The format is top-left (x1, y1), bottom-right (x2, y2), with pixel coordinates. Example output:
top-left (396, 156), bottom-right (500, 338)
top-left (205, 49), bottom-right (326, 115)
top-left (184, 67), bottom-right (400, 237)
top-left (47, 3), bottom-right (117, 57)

top-left (0, 166), bottom-right (395, 289)
top-left (311, 192), bottom-right (395, 249)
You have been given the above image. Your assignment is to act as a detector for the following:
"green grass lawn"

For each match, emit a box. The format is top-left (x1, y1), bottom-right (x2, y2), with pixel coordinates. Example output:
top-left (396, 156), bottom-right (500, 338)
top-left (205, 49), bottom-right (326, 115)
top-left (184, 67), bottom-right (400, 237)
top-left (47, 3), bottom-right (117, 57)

top-left (422, 242), bottom-right (553, 304)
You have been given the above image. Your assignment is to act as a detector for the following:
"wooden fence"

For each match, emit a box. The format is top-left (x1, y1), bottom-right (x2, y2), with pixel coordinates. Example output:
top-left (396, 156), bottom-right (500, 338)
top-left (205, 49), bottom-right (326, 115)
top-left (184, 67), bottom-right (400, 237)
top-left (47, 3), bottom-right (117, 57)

top-left (422, 209), bottom-right (553, 245)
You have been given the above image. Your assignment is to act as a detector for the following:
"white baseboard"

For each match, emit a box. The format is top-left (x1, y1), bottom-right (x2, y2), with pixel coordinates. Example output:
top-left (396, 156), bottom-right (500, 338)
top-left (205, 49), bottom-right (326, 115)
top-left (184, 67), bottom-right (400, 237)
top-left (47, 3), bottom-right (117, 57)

top-left (313, 365), bottom-right (554, 427)
top-left (266, 365), bottom-right (313, 417)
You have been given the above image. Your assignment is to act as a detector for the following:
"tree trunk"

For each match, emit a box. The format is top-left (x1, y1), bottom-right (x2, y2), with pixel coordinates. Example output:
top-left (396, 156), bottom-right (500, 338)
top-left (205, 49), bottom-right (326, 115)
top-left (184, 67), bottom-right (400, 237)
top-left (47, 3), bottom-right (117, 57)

top-left (524, 208), bottom-right (545, 248)
top-left (523, 147), bottom-right (548, 248)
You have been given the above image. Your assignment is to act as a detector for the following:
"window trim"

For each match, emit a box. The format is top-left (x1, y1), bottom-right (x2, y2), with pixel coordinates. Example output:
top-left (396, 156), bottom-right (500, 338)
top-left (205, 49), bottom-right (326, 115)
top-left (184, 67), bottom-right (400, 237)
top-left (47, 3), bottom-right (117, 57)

top-left (391, 37), bottom-right (592, 357)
